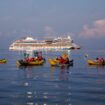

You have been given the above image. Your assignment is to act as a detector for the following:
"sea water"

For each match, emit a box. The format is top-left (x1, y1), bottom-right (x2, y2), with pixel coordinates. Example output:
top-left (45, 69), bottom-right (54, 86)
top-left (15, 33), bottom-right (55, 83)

top-left (0, 49), bottom-right (105, 105)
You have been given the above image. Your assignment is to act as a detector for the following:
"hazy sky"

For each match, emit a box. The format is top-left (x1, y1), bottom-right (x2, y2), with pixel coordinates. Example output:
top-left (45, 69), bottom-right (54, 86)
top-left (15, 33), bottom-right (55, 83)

top-left (0, 0), bottom-right (105, 50)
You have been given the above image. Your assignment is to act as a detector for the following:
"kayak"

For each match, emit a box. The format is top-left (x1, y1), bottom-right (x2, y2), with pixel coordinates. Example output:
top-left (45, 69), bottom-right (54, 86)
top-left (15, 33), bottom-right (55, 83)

top-left (0, 59), bottom-right (7, 63)
top-left (87, 60), bottom-right (105, 65)
top-left (48, 59), bottom-right (59, 66)
top-left (48, 58), bottom-right (73, 67)
top-left (16, 59), bottom-right (44, 66)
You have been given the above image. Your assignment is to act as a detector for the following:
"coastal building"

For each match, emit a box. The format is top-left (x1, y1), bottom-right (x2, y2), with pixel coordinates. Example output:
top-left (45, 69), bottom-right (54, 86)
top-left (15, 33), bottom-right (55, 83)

top-left (9, 35), bottom-right (80, 51)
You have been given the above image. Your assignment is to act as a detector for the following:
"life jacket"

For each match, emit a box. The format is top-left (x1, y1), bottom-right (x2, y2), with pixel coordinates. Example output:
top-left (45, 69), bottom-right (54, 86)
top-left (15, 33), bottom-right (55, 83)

top-left (59, 56), bottom-right (66, 64)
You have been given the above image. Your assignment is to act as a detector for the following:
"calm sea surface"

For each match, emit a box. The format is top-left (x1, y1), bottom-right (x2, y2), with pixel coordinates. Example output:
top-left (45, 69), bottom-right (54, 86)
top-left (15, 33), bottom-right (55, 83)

top-left (0, 49), bottom-right (105, 105)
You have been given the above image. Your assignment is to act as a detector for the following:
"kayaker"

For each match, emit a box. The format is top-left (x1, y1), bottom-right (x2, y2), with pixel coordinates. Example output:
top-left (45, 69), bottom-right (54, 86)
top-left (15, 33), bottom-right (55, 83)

top-left (37, 56), bottom-right (43, 61)
top-left (95, 58), bottom-right (99, 61)
top-left (100, 58), bottom-right (104, 64)
top-left (65, 57), bottom-right (70, 64)
top-left (59, 56), bottom-right (70, 64)
top-left (96, 57), bottom-right (104, 64)
top-left (59, 56), bottom-right (65, 64)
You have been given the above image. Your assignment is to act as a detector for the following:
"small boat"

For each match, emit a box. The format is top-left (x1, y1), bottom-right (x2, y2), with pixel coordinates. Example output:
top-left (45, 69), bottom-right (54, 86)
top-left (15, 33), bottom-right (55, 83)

top-left (0, 59), bottom-right (7, 63)
top-left (48, 58), bottom-right (73, 67)
top-left (87, 60), bottom-right (105, 65)
top-left (16, 59), bottom-right (44, 66)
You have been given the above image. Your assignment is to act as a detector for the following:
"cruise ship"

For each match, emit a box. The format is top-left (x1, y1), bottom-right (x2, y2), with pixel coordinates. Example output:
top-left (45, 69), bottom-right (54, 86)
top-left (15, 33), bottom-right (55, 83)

top-left (9, 36), bottom-right (80, 51)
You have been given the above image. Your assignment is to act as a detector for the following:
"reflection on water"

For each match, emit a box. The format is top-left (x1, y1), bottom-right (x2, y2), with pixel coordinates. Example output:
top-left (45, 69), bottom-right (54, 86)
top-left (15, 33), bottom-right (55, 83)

top-left (50, 65), bottom-right (71, 81)
top-left (14, 66), bottom-right (72, 105)
top-left (0, 50), bottom-right (105, 105)
top-left (87, 64), bottom-right (105, 69)
top-left (59, 67), bottom-right (70, 80)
